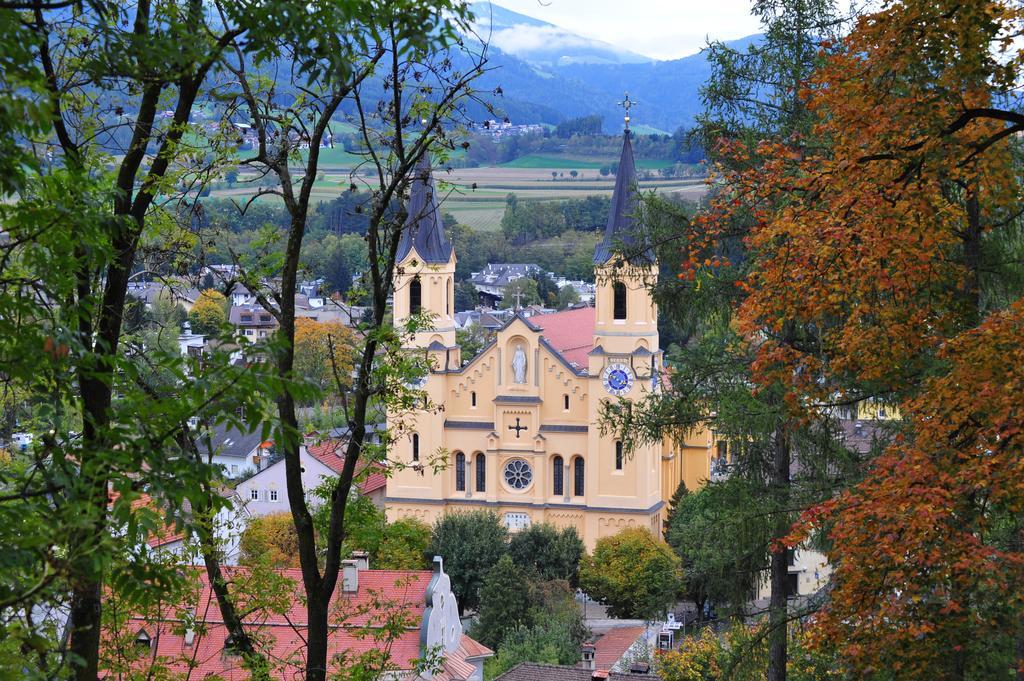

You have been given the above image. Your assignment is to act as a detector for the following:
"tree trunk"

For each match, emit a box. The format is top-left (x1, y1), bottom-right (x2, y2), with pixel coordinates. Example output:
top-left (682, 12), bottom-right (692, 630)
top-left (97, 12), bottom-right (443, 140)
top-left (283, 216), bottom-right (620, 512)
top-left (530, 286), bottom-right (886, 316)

top-left (68, 581), bottom-right (102, 681)
top-left (767, 424), bottom-right (791, 681)
top-left (306, 594), bottom-right (331, 681)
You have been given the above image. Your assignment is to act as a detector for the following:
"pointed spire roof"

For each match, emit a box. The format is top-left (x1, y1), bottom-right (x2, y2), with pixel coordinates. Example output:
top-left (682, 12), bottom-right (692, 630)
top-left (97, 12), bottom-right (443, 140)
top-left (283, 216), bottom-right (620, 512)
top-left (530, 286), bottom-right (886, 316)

top-left (396, 155), bottom-right (453, 264)
top-left (593, 131), bottom-right (652, 264)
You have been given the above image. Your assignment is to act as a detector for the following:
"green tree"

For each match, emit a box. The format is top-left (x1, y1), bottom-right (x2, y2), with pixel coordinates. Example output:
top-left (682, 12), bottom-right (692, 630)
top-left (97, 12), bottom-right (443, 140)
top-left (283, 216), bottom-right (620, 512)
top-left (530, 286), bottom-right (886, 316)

top-left (662, 480), bottom-right (688, 533)
top-left (533, 272), bottom-right (560, 307)
top-left (324, 246), bottom-right (352, 297)
top-left (508, 523), bottom-right (584, 586)
top-left (666, 480), bottom-right (770, 621)
top-left (472, 554), bottom-right (533, 650)
top-left (150, 289), bottom-right (187, 331)
top-left (556, 285), bottom-right (580, 310)
top-left (427, 510), bottom-right (509, 614)
top-left (498, 277), bottom-right (541, 310)
top-left (376, 518), bottom-right (431, 570)
top-left (456, 324), bottom-right (490, 361)
top-left (579, 527), bottom-right (683, 620)
top-left (455, 280), bottom-right (480, 310)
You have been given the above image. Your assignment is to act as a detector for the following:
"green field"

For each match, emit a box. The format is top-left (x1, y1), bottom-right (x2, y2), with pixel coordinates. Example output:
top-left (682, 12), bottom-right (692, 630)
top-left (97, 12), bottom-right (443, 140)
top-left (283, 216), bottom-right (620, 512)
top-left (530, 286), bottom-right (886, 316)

top-left (501, 154), bottom-right (675, 171)
top-left (502, 155), bottom-right (607, 170)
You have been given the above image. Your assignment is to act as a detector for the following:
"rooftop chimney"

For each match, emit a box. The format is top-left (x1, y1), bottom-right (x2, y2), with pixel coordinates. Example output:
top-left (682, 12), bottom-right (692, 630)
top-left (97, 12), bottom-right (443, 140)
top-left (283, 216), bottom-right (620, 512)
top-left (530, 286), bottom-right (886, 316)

top-left (580, 642), bottom-right (596, 670)
top-left (351, 550), bottom-right (369, 571)
top-left (341, 559), bottom-right (359, 592)
top-left (592, 671), bottom-right (609, 681)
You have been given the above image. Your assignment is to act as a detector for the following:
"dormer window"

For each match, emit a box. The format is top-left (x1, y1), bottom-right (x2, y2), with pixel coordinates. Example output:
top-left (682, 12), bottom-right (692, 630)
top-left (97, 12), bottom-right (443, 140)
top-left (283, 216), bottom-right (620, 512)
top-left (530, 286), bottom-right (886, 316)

top-left (135, 630), bottom-right (151, 649)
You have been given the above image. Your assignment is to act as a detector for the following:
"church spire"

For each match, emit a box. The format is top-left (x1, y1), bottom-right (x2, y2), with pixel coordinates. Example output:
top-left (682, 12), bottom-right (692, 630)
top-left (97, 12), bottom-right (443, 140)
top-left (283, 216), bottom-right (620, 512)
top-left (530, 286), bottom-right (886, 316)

top-left (396, 155), bottom-right (453, 264)
top-left (594, 129), bottom-right (652, 264)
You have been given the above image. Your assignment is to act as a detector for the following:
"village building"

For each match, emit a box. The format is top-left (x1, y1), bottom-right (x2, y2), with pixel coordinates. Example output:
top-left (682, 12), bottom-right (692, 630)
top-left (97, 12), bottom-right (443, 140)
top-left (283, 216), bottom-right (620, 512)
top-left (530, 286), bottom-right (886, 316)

top-left (102, 556), bottom-right (492, 680)
top-left (385, 134), bottom-right (716, 549)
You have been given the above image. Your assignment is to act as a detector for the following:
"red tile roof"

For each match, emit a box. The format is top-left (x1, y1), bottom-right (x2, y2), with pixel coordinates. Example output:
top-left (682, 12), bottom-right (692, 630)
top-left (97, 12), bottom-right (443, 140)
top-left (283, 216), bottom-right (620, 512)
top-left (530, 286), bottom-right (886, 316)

top-left (307, 441), bottom-right (387, 494)
top-left (308, 439), bottom-right (346, 473)
top-left (530, 307), bottom-right (596, 369)
top-left (102, 567), bottom-right (440, 680)
top-left (458, 634), bottom-right (494, 659)
top-left (593, 626), bottom-right (646, 670)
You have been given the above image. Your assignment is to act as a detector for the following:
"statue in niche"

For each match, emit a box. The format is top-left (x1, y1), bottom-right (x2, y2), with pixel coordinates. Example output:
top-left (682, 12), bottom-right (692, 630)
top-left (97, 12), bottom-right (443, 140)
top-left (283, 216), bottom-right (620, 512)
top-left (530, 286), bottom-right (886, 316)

top-left (512, 344), bottom-right (527, 384)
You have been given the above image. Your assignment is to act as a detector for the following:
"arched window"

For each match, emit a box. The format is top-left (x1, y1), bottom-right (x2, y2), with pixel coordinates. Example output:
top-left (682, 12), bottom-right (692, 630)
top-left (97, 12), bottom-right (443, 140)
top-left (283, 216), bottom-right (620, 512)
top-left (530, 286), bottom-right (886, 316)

top-left (455, 452), bottom-right (465, 491)
top-left (615, 441), bottom-right (623, 470)
top-left (553, 455), bottom-right (564, 496)
top-left (410, 277), bottom-right (422, 314)
top-left (448, 278), bottom-right (454, 315)
top-left (475, 453), bottom-right (486, 492)
top-left (412, 433), bottom-right (419, 462)
top-left (573, 457), bottom-right (585, 496)
top-left (563, 394), bottom-right (570, 411)
top-left (613, 281), bottom-right (627, 320)
top-left (471, 391), bottom-right (477, 407)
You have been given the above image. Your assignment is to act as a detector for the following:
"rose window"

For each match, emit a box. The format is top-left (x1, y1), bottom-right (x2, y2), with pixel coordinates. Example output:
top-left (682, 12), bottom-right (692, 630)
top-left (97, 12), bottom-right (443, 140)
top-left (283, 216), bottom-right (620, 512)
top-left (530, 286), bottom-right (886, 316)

top-left (503, 459), bottom-right (533, 490)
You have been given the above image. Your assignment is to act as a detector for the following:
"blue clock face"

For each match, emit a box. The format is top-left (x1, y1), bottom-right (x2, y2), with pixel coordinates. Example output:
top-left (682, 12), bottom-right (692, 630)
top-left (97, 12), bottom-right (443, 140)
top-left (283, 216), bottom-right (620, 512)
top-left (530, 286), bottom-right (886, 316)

top-left (602, 363), bottom-right (634, 396)
top-left (608, 369), bottom-right (629, 390)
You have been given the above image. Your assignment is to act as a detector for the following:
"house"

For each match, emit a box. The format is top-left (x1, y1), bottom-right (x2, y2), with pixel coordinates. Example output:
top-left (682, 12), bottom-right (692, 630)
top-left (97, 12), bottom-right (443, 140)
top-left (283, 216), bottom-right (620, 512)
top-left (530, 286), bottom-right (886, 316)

top-left (229, 304), bottom-right (278, 341)
top-left (494, 663), bottom-right (658, 681)
top-left (469, 263), bottom-right (541, 304)
top-left (144, 493), bottom-right (246, 566)
top-left (126, 281), bottom-right (201, 312)
top-left (193, 422), bottom-right (271, 478)
top-left (296, 297), bottom-right (369, 326)
top-left (101, 556), bottom-right (493, 680)
top-left (234, 440), bottom-right (387, 515)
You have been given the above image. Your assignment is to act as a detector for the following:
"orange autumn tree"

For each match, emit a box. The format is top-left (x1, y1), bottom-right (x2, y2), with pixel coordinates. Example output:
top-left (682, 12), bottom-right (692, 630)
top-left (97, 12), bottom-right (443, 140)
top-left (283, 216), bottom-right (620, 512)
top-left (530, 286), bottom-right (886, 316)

top-left (706, 0), bottom-right (1024, 676)
top-left (293, 318), bottom-right (358, 401)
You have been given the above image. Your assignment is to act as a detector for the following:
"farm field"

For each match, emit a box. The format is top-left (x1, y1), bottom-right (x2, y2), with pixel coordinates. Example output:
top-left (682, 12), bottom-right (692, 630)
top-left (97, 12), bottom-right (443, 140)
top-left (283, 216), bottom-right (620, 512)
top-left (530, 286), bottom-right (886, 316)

top-left (501, 153), bottom-right (676, 171)
top-left (206, 162), bottom-right (707, 231)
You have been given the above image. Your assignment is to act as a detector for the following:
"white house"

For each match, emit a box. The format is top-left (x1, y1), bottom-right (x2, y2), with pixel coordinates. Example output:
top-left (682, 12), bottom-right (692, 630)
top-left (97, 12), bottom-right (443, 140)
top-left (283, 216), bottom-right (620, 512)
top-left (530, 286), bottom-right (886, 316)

top-left (234, 440), bottom-right (386, 516)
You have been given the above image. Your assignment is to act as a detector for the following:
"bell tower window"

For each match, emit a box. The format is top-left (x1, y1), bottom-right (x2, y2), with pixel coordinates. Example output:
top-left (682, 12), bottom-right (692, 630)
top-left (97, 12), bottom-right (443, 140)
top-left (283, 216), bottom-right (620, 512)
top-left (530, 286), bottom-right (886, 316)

top-left (553, 455), bottom-right (563, 495)
top-left (410, 277), bottom-right (422, 315)
top-left (613, 281), bottom-right (627, 320)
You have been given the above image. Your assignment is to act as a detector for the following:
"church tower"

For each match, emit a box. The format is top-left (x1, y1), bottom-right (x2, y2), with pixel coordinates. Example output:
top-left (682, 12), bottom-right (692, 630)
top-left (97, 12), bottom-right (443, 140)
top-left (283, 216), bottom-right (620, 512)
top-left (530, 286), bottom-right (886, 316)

top-left (591, 128), bottom-right (659, 364)
top-left (393, 156), bottom-right (460, 370)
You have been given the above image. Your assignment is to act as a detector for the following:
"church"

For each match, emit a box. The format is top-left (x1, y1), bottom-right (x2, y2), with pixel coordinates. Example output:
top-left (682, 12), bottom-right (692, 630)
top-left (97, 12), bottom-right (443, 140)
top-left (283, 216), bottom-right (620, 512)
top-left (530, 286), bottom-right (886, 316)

top-left (385, 128), bottom-right (716, 549)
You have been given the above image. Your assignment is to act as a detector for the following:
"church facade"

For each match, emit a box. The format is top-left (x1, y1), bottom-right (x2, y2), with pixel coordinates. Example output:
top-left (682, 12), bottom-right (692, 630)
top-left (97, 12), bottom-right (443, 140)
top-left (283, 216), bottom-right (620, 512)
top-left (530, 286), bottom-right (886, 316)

top-left (385, 134), bottom-right (716, 549)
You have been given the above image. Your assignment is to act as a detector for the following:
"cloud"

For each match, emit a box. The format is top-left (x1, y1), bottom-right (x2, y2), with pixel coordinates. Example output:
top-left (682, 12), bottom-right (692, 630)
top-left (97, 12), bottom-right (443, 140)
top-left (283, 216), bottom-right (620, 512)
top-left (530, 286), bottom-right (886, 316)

top-left (479, 22), bottom-right (619, 57)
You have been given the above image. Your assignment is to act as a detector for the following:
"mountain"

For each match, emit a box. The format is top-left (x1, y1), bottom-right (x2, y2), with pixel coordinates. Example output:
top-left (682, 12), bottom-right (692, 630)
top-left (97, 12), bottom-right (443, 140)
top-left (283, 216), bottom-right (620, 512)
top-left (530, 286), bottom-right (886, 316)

top-left (465, 4), bottom-right (762, 132)
top-left (469, 2), bottom-right (651, 67)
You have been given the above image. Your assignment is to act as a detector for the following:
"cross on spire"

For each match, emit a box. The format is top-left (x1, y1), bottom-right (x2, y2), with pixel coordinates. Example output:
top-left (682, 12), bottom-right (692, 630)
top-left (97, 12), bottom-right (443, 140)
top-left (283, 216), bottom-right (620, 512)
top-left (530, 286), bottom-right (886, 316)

top-left (617, 92), bottom-right (637, 131)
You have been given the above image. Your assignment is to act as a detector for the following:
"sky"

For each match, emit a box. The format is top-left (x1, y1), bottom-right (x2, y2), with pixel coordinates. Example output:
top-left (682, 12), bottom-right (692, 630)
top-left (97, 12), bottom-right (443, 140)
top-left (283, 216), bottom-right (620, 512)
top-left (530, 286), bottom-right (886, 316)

top-left (488, 0), bottom-right (764, 61)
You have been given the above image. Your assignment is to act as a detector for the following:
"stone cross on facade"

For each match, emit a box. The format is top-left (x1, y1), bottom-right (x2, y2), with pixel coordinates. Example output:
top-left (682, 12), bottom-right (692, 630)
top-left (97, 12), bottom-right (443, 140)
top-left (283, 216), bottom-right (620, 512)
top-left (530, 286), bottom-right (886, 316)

top-left (508, 417), bottom-right (528, 439)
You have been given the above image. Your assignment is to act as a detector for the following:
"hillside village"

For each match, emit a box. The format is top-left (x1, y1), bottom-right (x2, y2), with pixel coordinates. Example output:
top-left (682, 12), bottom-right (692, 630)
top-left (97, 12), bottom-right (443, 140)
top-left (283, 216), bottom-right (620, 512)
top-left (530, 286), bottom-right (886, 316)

top-left (3, 0), bottom-right (1024, 680)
